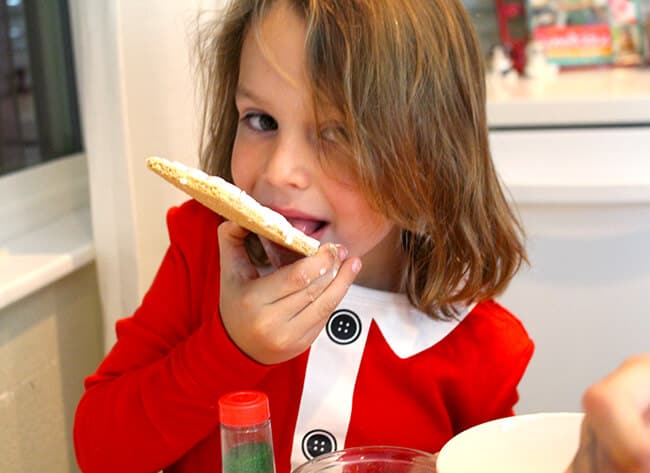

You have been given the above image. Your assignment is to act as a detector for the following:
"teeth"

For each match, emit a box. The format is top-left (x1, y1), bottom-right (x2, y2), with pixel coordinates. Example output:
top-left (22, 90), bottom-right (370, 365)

top-left (294, 223), bottom-right (308, 233)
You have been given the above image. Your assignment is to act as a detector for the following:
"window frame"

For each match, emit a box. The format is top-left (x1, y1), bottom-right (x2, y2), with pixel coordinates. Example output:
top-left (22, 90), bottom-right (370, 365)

top-left (0, 153), bottom-right (88, 244)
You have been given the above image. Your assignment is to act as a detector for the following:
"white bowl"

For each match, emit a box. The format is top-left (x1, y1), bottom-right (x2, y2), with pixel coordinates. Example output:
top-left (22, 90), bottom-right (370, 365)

top-left (437, 412), bottom-right (584, 473)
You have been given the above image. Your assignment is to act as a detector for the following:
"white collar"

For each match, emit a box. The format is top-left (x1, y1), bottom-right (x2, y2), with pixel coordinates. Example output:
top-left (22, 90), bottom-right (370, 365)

top-left (340, 284), bottom-right (475, 359)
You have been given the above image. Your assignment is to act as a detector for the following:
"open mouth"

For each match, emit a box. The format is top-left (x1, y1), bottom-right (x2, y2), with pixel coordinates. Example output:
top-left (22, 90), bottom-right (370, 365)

top-left (285, 217), bottom-right (328, 238)
top-left (259, 215), bottom-right (328, 269)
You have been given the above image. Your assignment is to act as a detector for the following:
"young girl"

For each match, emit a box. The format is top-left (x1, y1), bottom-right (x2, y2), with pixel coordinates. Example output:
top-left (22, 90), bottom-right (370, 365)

top-left (74, 0), bottom-right (534, 472)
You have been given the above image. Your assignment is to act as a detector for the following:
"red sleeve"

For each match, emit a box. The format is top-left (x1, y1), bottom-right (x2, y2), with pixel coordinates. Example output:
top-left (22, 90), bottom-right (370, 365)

top-left (73, 200), bottom-right (271, 473)
top-left (450, 300), bottom-right (534, 433)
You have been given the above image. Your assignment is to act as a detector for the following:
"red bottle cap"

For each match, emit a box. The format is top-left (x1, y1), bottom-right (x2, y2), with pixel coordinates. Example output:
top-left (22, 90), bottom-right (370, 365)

top-left (218, 391), bottom-right (270, 427)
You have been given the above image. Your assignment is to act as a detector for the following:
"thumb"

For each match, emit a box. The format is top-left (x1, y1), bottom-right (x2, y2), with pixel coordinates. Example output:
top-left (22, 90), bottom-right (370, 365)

top-left (217, 221), bottom-right (259, 281)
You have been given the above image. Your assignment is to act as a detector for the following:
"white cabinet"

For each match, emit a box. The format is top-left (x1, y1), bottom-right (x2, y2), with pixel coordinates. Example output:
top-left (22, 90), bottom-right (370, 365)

top-left (487, 69), bottom-right (650, 413)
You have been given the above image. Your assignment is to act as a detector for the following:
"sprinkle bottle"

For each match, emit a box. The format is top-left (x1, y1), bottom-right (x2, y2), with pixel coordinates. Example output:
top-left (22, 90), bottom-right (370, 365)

top-left (219, 391), bottom-right (276, 473)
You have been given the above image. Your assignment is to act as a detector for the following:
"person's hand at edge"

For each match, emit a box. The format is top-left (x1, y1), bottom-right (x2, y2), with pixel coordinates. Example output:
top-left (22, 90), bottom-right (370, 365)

top-left (567, 354), bottom-right (650, 473)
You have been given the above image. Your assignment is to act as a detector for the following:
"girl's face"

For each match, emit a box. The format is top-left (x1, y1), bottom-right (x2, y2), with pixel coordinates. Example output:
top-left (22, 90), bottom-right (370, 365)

top-left (231, 0), bottom-right (403, 291)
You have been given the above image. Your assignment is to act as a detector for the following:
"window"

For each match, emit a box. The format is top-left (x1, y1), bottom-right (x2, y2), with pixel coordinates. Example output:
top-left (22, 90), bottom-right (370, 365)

top-left (0, 0), bottom-right (81, 176)
top-left (464, 0), bottom-right (501, 57)
top-left (463, 0), bottom-right (528, 59)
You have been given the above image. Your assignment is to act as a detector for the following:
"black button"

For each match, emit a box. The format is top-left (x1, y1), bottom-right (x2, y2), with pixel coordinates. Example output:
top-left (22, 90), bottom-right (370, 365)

top-left (301, 429), bottom-right (337, 460)
top-left (326, 309), bottom-right (361, 345)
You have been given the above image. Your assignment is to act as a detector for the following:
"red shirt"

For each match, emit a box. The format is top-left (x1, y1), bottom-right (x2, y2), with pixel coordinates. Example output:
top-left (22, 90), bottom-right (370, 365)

top-left (74, 199), bottom-right (533, 473)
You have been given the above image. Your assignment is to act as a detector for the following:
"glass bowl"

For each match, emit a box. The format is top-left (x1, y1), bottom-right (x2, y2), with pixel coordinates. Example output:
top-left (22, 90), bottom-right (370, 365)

top-left (292, 445), bottom-right (437, 473)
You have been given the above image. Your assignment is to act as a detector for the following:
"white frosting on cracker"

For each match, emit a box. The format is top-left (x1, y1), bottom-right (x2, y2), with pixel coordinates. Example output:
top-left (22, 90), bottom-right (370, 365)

top-left (154, 158), bottom-right (319, 252)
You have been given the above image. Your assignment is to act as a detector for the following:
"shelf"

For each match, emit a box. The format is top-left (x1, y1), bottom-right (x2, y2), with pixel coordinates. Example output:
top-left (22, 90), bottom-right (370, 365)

top-left (0, 206), bottom-right (94, 310)
top-left (487, 68), bottom-right (650, 127)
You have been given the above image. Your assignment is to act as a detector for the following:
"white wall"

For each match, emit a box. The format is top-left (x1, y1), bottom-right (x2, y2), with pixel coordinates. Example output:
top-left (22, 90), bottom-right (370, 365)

top-left (501, 204), bottom-right (650, 413)
top-left (0, 264), bottom-right (103, 472)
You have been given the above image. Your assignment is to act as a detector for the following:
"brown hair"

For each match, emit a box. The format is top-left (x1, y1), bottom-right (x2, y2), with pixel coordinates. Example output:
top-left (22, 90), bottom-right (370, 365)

top-left (196, 0), bottom-right (527, 319)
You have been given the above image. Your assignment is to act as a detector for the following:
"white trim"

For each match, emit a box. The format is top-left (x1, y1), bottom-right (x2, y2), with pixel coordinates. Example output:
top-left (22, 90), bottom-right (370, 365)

top-left (0, 205), bottom-right (94, 310)
top-left (0, 154), bottom-right (89, 243)
top-left (505, 184), bottom-right (650, 205)
top-left (0, 153), bottom-right (93, 310)
top-left (290, 285), bottom-right (473, 469)
top-left (491, 127), bottom-right (650, 205)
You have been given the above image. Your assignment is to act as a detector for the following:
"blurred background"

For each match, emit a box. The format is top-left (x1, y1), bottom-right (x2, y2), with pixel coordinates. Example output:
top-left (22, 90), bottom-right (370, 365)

top-left (0, 0), bottom-right (648, 471)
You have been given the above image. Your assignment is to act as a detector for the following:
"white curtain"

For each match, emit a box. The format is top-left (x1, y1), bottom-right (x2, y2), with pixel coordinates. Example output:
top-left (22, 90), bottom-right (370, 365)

top-left (68, 0), bottom-right (217, 351)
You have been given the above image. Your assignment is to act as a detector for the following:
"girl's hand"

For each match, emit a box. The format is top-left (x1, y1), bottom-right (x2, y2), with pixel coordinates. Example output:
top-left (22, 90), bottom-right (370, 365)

top-left (217, 220), bottom-right (362, 365)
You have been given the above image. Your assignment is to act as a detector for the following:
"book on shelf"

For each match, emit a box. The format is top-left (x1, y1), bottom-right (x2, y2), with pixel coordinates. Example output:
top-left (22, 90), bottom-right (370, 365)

top-left (526, 0), bottom-right (647, 66)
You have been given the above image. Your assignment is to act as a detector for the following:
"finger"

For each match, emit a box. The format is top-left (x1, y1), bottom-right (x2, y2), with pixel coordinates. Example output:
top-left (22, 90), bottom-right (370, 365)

top-left (258, 243), bottom-right (347, 304)
top-left (218, 221), bottom-right (259, 280)
top-left (291, 256), bottom-right (362, 345)
top-left (260, 243), bottom-right (349, 318)
top-left (583, 357), bottom-right (650, 471)
top-left (266, 256), bottom-right (352, 354)
top-left (566, 418), bottom-right (597, 473)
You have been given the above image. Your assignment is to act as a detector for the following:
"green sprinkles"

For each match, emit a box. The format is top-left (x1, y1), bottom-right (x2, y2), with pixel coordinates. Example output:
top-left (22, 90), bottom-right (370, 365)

top-left (223, 441), bottom-right (274, 473)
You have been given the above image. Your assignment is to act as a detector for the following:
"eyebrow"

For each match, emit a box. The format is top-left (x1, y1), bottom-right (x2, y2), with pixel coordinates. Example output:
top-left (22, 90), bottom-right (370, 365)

top-left (235, 85), bottom-right (264, 103)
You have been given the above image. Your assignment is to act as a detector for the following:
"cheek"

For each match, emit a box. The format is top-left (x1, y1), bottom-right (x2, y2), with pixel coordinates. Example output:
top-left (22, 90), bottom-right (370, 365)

top-left (329, 190), bottom-right (391, 242)
top-left (230, 137), bottom-right (253, 191)
top-left (357, 214), bottom-right (394, 244)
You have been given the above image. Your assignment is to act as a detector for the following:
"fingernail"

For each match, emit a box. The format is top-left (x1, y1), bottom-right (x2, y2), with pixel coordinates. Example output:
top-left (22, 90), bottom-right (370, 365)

top-left (335, 244), bottom-right (348, 260)
top-left (351, 259), bottom-right (362, 274)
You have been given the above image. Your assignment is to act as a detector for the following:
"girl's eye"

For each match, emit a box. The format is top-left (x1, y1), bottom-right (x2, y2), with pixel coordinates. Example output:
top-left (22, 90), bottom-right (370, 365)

top-left (244, 113), bottom-right (278, 132)
top-left (320, 125), bottom-right (348, 145)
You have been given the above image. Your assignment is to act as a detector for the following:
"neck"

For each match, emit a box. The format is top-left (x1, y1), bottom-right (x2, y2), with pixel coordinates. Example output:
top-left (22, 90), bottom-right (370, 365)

top-left (354, 227), bottom-right (405, 292)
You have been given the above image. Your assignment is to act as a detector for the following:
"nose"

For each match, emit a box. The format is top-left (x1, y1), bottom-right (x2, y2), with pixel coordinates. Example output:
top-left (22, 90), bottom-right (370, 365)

top-left (262, 133), bottom-right (313, 190)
